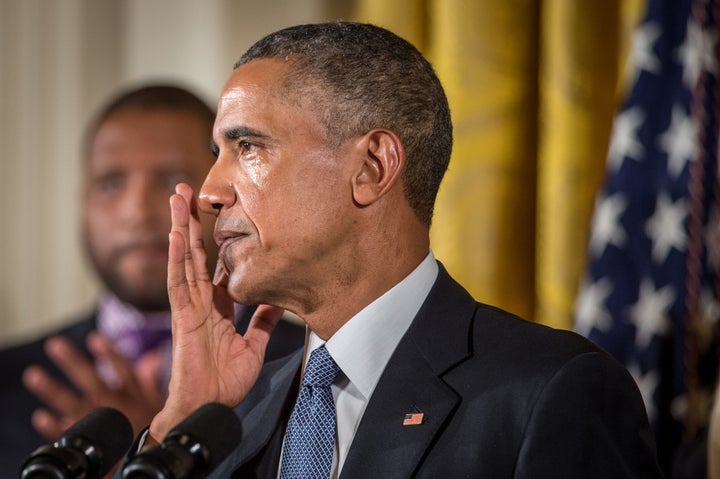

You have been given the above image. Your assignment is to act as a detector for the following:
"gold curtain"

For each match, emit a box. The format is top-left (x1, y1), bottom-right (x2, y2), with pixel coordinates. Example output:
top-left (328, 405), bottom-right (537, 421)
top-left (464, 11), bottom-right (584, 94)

top-left (354, 0), bottom-right (645, 329)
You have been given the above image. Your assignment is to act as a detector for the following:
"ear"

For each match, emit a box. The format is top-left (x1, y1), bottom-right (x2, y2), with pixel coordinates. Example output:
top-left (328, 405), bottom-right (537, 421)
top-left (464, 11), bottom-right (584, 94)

top-left (352, 129), bottom-right (405, 206)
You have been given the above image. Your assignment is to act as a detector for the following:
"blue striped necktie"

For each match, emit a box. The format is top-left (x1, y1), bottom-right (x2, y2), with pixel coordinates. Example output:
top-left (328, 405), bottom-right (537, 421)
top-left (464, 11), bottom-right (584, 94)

top-left (279, 345), bottom-right (340, 478)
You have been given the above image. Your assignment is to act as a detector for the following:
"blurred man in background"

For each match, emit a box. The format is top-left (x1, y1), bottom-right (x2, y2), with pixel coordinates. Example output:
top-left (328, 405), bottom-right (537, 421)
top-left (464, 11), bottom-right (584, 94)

top-left (0, 84), bottom-right (304, 472)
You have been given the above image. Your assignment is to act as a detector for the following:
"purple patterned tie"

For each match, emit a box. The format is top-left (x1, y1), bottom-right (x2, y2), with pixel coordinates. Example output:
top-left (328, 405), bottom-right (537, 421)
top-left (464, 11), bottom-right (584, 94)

top-left (115, 326), bottom-right (171, 362)
top-left (96, 294), bottom-right (172, 392)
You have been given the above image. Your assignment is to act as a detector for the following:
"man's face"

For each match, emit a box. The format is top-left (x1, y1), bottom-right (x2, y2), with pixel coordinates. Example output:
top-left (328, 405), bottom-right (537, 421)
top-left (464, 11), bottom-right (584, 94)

top-left (83, 108), bottom-right (216, 311)
top-left (201, 58), bottom-right (362, 312)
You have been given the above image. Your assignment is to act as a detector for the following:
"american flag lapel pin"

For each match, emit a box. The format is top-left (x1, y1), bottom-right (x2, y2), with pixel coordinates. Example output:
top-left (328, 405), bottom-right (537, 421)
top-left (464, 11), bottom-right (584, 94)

top-left (403, 411), bottom-right (425, 426)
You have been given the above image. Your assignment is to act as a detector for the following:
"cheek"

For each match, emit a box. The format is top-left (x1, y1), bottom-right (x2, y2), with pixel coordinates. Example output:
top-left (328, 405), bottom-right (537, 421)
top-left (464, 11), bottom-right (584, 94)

top-left (83, 206), bottom-right (110, 239)
top-left (264, 188), bottom-right (340, 248)
top-left (148, 191), bottom-right (173, 224)
top-left (246, 152), bottom-right (264, 185)
top-left (83, 214), bottom-right (113, 264)
top-left (237, 159), bottom-right (347, 246)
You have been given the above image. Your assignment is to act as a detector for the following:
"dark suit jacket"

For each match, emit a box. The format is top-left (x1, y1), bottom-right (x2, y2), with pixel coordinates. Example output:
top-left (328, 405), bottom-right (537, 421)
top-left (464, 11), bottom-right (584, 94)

top-left (0, 314), bottom-right (96, 474)
top-left (206, 264), bottom-right (663, 478)
top-left (0, 307), bottom-right (304, 475)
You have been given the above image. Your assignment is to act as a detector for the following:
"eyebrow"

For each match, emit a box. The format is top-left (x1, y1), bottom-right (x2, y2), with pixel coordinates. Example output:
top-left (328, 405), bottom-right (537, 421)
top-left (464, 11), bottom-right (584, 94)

top-left (223, 126), bottom-right (269, 141)
top-left (211, 126), bottom-right (271, 157)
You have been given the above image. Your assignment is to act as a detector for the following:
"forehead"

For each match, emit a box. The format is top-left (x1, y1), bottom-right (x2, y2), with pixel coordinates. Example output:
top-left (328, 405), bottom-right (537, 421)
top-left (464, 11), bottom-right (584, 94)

top-left (218, 59), bottom-right (289, 112)
top-left (214, 59), bottom-right (324, 139)
top-left (89, 108), bottom-right (212, 174)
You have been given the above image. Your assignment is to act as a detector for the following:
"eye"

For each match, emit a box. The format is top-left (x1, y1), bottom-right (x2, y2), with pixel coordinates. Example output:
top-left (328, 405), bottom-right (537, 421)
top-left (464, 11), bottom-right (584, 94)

top-left (95, 173), bottom-right (125, 195)
top-left (239, 140), bottom-right (254, 152)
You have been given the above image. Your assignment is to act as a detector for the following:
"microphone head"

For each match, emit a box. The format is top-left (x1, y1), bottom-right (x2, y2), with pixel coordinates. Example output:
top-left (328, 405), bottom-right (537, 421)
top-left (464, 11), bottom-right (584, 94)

top-left (61, 407), bottom-right (134, 469)
top-left (165, 402), bottom-right (242, 471)
top-left (21, 407), bottom-right (133, 479)
top-left (121, 402), bottom-right (242, 479)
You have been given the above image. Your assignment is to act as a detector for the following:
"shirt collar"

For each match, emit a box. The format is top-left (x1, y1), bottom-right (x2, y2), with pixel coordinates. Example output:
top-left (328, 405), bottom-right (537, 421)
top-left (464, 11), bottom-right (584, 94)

top-left (96, 292), bottom-right (172, 341)
top-left (307, 251), bottom-right (438, 399)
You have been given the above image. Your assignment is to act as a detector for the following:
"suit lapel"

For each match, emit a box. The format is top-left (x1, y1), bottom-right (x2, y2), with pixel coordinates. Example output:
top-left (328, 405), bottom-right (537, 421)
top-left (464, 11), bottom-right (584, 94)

top-left (211, 349), bottom-right (302, 477)
top-left (340, 341), bottom-right (460, 478)
top-left (340, 264), bottom-right (477, 478)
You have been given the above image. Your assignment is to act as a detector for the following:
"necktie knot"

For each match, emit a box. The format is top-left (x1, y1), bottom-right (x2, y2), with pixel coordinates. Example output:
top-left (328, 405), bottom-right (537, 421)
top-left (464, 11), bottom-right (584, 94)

top-left (303, 345), bottom-right (340, 389)
top-left (117, 326), bottom-right (172, 361)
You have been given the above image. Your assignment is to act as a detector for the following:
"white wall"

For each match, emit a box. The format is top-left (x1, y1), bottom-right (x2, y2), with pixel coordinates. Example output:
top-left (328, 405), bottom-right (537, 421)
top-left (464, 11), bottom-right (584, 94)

top-left (0, 0), bottom-right (352, 346)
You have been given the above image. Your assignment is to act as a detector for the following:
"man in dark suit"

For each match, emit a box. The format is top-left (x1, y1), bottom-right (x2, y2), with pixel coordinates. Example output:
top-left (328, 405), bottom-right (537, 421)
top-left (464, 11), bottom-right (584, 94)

top-left (137, 23), bottom-right (663, 477)
top-left (0, 85), bottom-right (304, 473)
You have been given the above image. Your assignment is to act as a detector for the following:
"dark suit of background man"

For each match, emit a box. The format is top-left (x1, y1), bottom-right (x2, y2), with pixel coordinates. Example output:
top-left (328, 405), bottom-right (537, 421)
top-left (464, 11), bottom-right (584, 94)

top-left (129, 23), bottom-right (664, 478)
top-left (0, 85), bottom-right (304, 473)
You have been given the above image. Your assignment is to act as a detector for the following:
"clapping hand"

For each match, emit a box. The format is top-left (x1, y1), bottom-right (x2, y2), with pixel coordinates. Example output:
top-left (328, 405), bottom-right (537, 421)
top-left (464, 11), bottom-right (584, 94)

top-left (23, 332), bottom-right (165, 439)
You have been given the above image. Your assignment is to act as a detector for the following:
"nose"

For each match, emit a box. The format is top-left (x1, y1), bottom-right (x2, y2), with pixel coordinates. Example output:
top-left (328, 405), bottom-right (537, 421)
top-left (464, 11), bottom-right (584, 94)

top-left (198, 158), bottom-right (236, 216)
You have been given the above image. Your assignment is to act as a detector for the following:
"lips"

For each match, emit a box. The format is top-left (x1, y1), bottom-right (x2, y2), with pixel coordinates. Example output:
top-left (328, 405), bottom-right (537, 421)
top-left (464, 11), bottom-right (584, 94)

top-left (214, 229), bottom-right (246, 247)
top-left (215, 229), bottom-right (249, 267)
top-left (213, 213), bottom-right (252, 250)
top-left (214, 233), bottom-right (247, 288)
top-left (214, 219), bottom-right (251, 279)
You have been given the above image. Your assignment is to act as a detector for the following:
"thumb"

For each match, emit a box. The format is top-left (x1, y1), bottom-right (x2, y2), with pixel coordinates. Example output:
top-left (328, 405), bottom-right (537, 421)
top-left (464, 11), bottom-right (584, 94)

top-left (244, 305), bottom-right (285, 356)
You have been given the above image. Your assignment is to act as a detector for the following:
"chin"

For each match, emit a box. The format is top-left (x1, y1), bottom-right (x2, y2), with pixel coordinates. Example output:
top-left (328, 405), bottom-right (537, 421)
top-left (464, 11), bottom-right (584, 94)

top-left (117, 291), bottom-right (169, 311)
top-left (225, 272), bottom-right (262, 305)
top-left (226, 282), bottom-right (252, 305)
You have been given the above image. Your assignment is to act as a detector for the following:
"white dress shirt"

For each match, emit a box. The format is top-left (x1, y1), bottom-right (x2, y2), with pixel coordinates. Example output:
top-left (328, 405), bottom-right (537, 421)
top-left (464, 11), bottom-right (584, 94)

top-left (292, 251), bottom-right (439, 478)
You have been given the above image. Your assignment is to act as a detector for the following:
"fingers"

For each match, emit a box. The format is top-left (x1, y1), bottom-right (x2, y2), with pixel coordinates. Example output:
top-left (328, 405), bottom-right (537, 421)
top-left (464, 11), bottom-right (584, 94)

top-left (44, 336), bottom-right (107, 396)
top-left (170, 190), bottom-right (194, 283)
top-left (23, 335), bottom-right (114, 428)
top-left (135, 350), bottom-right (166, 406)
top-left (172, 184), bottom-right (209, 284)
top-left (30, 408), bottom-right (73, 441)
top-left (169, 194), bottom-right (193, 311)
top-left (176, 183), bottom-right (210, 283)
top-left (87, 333), bottom-right (142, 394)
top-left (244, 305), bottom-right (285, 356)
top-left (169, 184), bottom-right (211, 312)
top-left (212, 280), bottom-right (236, 319)
top-left (86, 334), bottom-right (164, 434)
top-left (23, 365), bottom-right (87, 421)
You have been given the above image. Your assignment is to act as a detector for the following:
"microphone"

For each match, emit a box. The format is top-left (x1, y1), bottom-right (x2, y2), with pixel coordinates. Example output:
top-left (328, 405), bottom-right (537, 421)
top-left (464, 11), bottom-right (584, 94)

top-left (20, 407), bottom-right (133, 479)
top-left (121, 402), bottom-right (242, 479)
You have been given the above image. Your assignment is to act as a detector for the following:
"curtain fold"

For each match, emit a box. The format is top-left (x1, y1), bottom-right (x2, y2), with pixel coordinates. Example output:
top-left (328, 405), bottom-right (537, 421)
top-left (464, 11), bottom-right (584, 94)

top-left (354, 0), bottom-right (645, 329)
top-left (536, 1), bottom-right (622, 328)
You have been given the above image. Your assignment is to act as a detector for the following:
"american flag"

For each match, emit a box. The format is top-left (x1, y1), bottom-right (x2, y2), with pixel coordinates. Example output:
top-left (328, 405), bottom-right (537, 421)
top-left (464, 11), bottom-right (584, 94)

top-left (574, 0), bottom-right (720, 473)
top-left (402, 412), bottom-right (424, 426)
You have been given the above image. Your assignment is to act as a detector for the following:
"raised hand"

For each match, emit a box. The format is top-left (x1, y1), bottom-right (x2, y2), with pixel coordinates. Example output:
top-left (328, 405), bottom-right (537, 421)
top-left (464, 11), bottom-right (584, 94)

top-left (22, 332), bottom-right (165, 439)
top-left (149, 183), bottom-right (283, 441)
